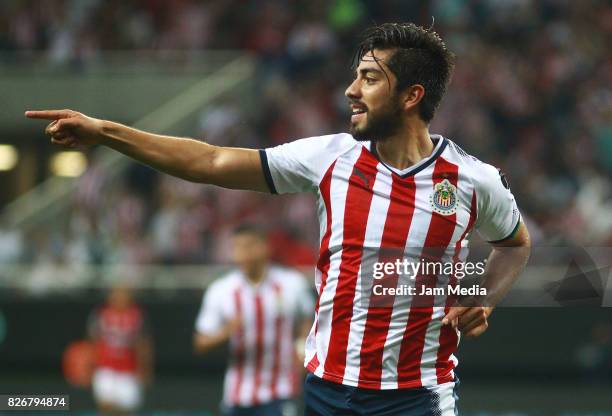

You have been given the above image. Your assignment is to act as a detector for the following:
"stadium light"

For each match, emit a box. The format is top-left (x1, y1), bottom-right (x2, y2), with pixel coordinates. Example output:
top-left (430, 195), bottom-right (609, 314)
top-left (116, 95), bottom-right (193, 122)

top-left (50, 151), bottom-right (88, 177)
top-left (0, 144), bottom-right (18, 171)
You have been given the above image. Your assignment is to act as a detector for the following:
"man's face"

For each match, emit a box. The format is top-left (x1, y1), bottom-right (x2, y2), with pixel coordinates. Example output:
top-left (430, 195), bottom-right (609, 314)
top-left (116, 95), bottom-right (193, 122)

top-left (231, 233), bottom-right (269, 270)
top-left (108, 287), bottom-right (132, 309)
top-left (345, 49), bottom-right (403, 141)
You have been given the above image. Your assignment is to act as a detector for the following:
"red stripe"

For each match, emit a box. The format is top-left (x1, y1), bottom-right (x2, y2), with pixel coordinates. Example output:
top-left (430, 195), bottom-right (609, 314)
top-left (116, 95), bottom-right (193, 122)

top-left (252, 293), bottom-right (264, 405)
top-left (435, 191), bottom-right (478, 383)
top-left (231, 288), bottom-right (244, 404)
top-left (322, 148), bottom-right (378, 381)
top-left (357, 175), bottom-right (416, 388)
top-left (397, 157), bottom-right (459, 388)
top-left (269, 283), bottom-right (283, 399)
top-left (307, 354), bottom-right (320, 373)
top-left (307, 161), bottom-right (335, 372)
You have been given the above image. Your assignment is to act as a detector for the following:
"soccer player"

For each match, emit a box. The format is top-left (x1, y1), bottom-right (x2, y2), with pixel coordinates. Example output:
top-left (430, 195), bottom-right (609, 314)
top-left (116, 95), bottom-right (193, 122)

top-left (194, 224), bottom-right (313, 416)
top-left (88, 286), bottom-right (153, 415)
top-left (27, 22), bottom-right (531, 415)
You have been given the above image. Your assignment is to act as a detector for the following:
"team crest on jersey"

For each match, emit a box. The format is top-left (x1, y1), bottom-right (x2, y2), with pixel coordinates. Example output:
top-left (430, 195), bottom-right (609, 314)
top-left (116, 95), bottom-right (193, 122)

top-left (430, 179), bottom-right (458, 216)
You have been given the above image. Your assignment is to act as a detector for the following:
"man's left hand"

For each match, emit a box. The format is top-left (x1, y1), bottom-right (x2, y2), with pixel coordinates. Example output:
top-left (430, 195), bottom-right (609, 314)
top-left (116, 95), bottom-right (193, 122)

top-left (442, 306), bottom-right (493, 338)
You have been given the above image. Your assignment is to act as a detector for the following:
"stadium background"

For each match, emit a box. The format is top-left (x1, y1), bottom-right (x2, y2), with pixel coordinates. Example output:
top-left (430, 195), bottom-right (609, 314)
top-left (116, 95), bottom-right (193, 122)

top-left (0, 0), bottom-right (611, 414)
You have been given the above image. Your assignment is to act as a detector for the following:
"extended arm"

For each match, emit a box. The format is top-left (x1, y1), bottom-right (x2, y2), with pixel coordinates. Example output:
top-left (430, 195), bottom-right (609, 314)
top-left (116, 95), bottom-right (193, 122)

top-left (25, 109), bottom-right (269, 192)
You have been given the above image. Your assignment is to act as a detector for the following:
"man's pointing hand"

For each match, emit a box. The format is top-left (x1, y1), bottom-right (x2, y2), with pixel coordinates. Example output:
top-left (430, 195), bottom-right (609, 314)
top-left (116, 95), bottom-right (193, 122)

top-left (25, 109), bottom-right (104, 147)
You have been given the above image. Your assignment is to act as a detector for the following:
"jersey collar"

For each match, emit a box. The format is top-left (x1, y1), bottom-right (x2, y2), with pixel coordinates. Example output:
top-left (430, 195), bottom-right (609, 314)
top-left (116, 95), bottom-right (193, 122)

top-left (366, 134), bottom-right (447, 178)
top-left (237, 265), bottom-right (271, 290)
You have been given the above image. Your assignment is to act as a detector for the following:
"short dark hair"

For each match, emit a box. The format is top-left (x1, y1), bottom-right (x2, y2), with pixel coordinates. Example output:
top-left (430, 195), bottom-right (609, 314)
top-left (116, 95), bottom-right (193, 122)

top-left (232, 223), bottom-right (267, 240)
top-left (353, 22), bottom-right (455, 123)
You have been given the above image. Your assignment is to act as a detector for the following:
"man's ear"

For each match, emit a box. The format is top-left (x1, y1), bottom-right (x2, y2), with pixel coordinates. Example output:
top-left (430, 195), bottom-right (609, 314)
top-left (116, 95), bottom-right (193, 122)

top-left (402, 84), bottom-right (425, 112)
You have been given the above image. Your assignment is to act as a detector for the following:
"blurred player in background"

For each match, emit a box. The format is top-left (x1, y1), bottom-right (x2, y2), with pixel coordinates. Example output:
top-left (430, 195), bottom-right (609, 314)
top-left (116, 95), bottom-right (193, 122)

top-left (194, 224), bottom-right (313, 416)
top-left (88, 286), bottom-right (153, 415)
top-left (28, 22), bottom-right (530, 416)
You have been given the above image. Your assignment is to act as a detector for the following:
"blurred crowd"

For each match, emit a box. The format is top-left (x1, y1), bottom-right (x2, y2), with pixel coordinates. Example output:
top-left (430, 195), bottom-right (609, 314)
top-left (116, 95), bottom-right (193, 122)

top-left (0, 0), bottom-right (610, 276)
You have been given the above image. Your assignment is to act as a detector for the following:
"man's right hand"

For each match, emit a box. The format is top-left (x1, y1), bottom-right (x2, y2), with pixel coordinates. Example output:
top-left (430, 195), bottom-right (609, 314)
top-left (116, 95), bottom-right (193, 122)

top-left (25, 108), bottom-right (270, 192)
top-left (25, 109), bottom-right (105, 148)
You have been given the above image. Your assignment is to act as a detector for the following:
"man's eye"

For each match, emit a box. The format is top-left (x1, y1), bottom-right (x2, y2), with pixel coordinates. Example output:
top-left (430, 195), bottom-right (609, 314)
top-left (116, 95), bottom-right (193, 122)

top-left (364, 77), bottom-right (376, 84)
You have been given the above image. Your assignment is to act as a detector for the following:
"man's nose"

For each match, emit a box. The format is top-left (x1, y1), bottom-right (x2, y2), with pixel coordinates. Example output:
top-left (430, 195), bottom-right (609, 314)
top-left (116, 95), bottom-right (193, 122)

top-left (345, 78), bottom-right (361, 99)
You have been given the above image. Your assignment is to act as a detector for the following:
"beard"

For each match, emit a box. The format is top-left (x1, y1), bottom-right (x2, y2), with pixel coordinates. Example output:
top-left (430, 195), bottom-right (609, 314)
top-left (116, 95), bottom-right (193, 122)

top-left (349, 95), bottom-right (403, 142)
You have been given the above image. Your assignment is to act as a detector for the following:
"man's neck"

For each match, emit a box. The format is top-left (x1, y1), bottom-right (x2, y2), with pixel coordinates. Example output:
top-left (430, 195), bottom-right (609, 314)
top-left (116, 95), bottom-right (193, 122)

top-left (375, 123), bottom-right (434, 171)
top-left (243, 263), bottom-right (267, 285)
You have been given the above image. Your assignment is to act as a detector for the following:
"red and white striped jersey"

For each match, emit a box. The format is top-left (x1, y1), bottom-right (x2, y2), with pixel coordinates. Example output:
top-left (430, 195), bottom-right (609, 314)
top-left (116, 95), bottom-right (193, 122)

top-left (260, 133), bottom-right (520, 390)
top-left (88, 305), bottom-right (146, 373)
top-left (195, 266), bottom-right (314, 406)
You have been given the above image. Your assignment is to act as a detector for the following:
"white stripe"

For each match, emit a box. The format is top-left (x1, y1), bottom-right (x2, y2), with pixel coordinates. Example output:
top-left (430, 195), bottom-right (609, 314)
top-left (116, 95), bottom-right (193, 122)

top-left (223, 279), bottom-right (242, 405)
top-left (432, 381), bottom-right (458, 415)
top-left (310, 146), bottom-right (362, 378)
top-left (238, 290), bottom-right (256, 405)
top-left (304, 299), bottom-right (319, 367)
top-left (276, 276), bottom-right (296, 399)
top-left (256, 289), bottom-right (275, 403)
top-left (342, 166), bottom-right (391, 384)
top-left (222, 366), bottom-right (235, 405)
top-left (276, 309), bottom-right (295, 398)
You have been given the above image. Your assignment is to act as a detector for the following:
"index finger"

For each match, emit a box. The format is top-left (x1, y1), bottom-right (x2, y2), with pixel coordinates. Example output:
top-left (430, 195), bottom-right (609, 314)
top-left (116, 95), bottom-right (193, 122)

top-left (442, 306), bottom-right (466, 325)
top-left (25, 110), bottom-right (73, 120)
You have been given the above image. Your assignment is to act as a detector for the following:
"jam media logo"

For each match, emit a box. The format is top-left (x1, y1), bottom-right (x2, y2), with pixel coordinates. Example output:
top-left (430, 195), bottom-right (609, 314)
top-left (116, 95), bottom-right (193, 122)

top-left (430, 179), bottom-right (458, 216)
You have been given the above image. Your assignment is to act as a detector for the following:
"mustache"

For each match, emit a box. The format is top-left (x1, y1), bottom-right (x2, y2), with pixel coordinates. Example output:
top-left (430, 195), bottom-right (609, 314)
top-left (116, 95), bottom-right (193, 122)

top-left (349, 100), bottom-right (368, 110)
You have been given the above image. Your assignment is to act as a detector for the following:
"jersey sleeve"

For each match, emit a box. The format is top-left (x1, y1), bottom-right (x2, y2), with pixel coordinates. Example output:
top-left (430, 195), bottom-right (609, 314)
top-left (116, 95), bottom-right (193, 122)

top-left (259, 133), bottom-right (355, 194)
top-left (474, 164), bottom-right (521, 243)
top-left (195, 283), bottom-right (224, 335)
